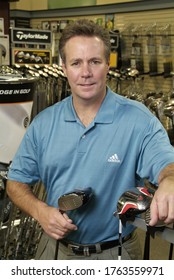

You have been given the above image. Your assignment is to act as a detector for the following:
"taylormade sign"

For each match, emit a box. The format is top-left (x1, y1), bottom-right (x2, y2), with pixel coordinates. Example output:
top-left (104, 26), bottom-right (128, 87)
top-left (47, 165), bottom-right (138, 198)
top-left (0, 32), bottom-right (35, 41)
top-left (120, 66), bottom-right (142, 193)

top-left (11, 28), bottom-right (52, 44)
top-left (16, 31), bottom-right (48, 40)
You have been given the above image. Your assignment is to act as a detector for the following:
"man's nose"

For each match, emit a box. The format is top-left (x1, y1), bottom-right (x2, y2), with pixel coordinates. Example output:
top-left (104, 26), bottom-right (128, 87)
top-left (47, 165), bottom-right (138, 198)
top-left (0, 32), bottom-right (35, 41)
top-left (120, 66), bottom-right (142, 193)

top-left (81, 63), bottom-right (92, 77)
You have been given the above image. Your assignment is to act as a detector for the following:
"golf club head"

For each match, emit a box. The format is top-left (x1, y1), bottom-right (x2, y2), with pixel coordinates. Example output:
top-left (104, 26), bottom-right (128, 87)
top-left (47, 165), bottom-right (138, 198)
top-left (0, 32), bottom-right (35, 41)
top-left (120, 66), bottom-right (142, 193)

top-left (114, 187), bottom-right (153, 225)
top-left (58, 187), bottom-right (93, 212)
top-left (163, 105), bottom-right (174, 119)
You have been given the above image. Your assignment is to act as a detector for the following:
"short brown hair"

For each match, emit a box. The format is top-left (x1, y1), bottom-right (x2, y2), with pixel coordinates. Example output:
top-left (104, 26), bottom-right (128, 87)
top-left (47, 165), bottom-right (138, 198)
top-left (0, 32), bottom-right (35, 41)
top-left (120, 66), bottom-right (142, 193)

top-left (59, 19), bottom-right (111, 63)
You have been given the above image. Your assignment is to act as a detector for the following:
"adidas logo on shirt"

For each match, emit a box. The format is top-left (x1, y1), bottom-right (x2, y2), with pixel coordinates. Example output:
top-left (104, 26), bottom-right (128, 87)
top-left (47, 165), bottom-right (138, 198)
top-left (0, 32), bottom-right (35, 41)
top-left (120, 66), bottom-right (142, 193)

top-left (107, 153), bottom-right (121, 163)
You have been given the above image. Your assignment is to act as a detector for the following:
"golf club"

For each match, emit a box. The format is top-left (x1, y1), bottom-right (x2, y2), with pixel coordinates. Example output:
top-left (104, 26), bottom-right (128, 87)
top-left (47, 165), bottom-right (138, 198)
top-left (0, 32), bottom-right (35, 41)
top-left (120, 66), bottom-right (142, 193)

top-left (114, 187), bottom-right (153, 260)
top-left (58, 187), bottom-right (93, 212)
top-left (54, 187), bottom-right (94, 259)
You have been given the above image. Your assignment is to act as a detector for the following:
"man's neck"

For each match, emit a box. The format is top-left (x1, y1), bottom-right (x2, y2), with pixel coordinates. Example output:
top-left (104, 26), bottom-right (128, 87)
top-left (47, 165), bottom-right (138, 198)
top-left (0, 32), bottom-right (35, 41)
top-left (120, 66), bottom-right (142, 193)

top-left (72, 93), bottom-right (106, 127)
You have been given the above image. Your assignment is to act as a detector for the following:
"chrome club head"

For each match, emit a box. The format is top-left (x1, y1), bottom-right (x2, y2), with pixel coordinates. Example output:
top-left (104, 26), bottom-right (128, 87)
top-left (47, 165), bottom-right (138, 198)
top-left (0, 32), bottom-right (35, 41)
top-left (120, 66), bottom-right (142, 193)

top-left (114, 187), bottom-right (153, 225)
top-left (58, 187), bottom-right (93, 212)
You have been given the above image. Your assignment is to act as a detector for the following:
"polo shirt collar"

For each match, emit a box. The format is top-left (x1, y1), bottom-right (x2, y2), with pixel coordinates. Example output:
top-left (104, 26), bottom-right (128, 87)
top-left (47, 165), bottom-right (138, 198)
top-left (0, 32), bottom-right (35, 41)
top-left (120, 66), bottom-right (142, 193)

top-left (64, 87), bottom-right (115, 124)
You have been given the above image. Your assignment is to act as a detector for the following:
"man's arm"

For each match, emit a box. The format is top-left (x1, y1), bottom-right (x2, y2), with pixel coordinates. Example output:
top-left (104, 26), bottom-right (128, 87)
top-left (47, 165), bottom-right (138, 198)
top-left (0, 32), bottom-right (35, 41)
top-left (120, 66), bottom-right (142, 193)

top-left (149, 163), bottom-right (174, 226)
top-left (6, 180), bottom-right (77, 239)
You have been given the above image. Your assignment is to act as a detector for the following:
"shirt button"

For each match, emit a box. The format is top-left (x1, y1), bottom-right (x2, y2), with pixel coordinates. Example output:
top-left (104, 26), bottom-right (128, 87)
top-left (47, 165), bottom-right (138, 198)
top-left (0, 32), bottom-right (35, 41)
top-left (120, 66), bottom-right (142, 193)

top-left (82, 134), bottom-right (86, 139)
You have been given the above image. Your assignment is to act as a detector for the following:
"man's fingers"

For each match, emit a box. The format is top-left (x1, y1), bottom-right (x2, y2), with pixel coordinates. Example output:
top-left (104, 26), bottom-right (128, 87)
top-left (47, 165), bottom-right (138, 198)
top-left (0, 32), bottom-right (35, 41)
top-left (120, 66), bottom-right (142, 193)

top-left (163, 197), bottom-right (174, 224)
top-left (63, 212), bottom-right (73, 223)
top-left (148, 199), bottom-right (158, 226)
top-left (149, 195), bottom-right (174, 225)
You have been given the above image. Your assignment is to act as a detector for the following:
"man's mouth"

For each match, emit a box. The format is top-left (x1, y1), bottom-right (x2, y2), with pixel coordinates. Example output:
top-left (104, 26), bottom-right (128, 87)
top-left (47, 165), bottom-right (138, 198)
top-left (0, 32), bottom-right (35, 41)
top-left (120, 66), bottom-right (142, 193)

top-left (79, 83), bottom-right (95, 87)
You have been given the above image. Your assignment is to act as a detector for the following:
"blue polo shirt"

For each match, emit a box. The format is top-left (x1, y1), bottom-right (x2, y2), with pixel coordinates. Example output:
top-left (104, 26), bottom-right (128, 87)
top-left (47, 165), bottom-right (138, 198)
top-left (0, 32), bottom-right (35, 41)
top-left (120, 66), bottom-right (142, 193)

top-left (8, 87), bottom-right (174, 244)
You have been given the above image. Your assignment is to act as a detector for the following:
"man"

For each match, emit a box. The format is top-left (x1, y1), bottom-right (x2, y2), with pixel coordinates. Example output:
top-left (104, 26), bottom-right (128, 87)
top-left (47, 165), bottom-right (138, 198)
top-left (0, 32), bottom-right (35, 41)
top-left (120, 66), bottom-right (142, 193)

top-left (6, 19), bottom-right (174, 260)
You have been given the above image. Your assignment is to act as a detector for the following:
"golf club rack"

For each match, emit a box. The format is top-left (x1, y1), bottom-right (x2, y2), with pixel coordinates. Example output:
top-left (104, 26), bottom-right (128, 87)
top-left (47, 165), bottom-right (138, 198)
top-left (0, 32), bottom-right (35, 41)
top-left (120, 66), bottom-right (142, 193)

top-left (107, 67), bottom-right (174, 145)
top-left (107, 22), bottom-right (174, 144)
top-left (0, 63), bottom-right (70, 259)
top-left (107, 22), bottom-right (174, 258)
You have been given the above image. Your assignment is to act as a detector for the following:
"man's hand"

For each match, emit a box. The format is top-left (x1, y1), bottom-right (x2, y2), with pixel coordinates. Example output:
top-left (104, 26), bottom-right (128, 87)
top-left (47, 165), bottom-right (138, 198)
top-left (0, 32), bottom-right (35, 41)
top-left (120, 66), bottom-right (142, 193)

top-left (6, 180), bottom-right (78, 240)
top-left (36, 204), bottom-right (78, 240)
top-left (149, 175), bottom-right (174, 226)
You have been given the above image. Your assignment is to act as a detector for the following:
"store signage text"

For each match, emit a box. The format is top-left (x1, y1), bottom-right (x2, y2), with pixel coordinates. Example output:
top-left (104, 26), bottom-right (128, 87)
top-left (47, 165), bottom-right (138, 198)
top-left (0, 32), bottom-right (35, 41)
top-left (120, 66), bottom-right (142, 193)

top-left (11, 28), bottom-right (52, 44)
top-left (16, 31), bottom-right (49, 41)
top-left (0, 89), bottom-right (31, 95)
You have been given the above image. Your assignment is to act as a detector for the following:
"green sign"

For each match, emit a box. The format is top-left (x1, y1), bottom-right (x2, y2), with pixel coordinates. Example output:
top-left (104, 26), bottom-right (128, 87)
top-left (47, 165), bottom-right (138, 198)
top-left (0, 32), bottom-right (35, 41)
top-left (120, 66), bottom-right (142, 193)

top-left (48, 0), bottom-right (96, 9)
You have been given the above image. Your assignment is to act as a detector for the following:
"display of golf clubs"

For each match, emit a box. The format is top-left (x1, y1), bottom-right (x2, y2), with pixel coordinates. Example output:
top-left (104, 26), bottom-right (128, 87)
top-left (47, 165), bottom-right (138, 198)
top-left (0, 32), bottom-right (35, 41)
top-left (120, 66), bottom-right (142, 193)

top-left (158, 24), bottom-right (173, 78)
top-left (107, 65), bottom-right (174, 145)
top-left (55, 187), bottom-right (94, 260)
top-left (114, 186), bottom-right (174, 260)
top-left (0, 172), bottom-right (46, 260)
top-left (1, 63), bottom-right (174, 139)
top-left (109, 22), bottom-right (174, 117)
top-left (108, 67), bottom-right (149, 104)
top-left (163, 73), bottom-right (174, 127)
top-left (120, 22), bottom-right (174, 76)
top-left (130, 25), bottom-right (144, 75)
top-left (0, 64), bottom-right (70, 119)
top-left (0, 163), bottom-right (12, 228)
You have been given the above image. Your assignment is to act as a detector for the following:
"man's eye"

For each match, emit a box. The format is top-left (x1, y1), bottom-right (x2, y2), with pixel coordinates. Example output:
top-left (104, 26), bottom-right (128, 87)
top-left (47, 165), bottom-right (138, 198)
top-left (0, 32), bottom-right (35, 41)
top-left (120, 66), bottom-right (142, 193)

top-left (71, 62), bottom-right (79, 66)
top-left (91, 60), bottom-right (100, 65)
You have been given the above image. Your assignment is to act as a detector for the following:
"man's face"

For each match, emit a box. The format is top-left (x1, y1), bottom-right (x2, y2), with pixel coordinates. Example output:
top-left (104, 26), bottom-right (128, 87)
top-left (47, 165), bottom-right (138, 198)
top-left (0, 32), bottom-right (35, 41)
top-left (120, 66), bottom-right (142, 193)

top-left (62, 36), bottom-right (109, 103)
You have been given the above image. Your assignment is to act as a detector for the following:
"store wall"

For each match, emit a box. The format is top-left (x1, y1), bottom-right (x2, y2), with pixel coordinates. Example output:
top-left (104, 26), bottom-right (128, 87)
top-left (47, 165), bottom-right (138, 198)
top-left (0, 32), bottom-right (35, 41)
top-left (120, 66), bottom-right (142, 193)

top-left (10, 0), bottom-right (140, 11)
top-left (97, 0), bottom-right (140, 3)
top-left (29, 6), bottom-right (174, 95)
top-left (114, 8), bottom-right (174, 95)
top-left (10, 0), bottom-right (47, 11)
top-left (9, 0), bottom-right (174, 94)
top-left (47, 0), bottom-right (140, 9)
top-left (10, 1), bottom-right (31, 10)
